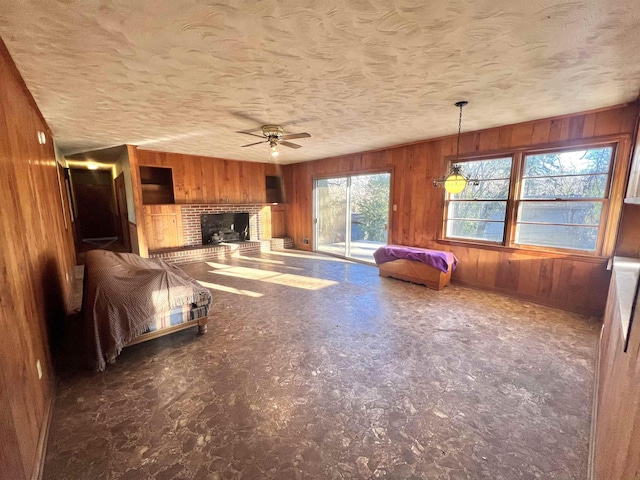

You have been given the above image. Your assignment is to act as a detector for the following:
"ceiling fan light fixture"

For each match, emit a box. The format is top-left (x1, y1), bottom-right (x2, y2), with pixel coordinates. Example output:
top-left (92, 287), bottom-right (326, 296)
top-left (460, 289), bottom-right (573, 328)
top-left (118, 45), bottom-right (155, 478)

top-left (433, 101), bottom-right (480, 193)
top-left (237, 124), bottom-right (311, 153)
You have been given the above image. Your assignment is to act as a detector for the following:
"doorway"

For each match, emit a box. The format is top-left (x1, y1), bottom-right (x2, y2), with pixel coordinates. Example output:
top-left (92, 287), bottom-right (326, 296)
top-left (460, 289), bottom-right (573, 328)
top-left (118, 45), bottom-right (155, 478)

top-left (314, 172), bottom-right (391, 263)
top-left (69, 168), bottom-right (129, 261)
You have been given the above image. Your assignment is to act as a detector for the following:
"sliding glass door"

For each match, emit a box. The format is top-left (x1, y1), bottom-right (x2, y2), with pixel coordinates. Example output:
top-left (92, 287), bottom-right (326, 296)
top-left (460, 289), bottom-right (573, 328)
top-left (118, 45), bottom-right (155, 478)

top-left (316, 177), bottom-right (348, 257)
top-left (314, 172), bottom-right (391, 262)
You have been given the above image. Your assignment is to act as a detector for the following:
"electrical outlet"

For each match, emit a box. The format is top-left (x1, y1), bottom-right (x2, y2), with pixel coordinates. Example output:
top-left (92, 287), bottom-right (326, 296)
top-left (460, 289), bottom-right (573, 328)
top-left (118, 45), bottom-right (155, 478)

top-left (36, 360), bottom-right (42, 380)
top-left (37, 131), bottom-right (46, 145)
top-left (393, 204), bottom-right (397, 211)
top-left (303, 238), bottom-right (309, 245)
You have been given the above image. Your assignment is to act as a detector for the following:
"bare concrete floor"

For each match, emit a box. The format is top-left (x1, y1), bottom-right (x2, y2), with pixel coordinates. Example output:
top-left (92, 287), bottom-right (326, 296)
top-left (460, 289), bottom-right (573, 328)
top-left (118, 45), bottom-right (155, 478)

top-left (45, 250), bottom-right (599, 479)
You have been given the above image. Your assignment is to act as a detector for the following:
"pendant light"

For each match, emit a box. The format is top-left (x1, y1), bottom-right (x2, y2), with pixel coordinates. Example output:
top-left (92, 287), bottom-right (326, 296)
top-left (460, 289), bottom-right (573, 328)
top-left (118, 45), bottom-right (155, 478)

top-left (433, 101), bottom-right (479, 194)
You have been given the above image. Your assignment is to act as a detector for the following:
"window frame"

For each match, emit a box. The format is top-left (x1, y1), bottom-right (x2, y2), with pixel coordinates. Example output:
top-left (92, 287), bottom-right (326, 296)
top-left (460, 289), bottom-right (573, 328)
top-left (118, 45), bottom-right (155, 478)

top-left (441, 139), bottom-right (622, 257)
top-left (443, 155), bottom-right (514, 246)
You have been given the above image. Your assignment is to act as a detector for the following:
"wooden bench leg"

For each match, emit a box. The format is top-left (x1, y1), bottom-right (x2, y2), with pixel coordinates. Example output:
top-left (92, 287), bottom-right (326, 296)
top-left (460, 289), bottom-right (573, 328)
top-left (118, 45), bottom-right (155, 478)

top-left (198, 317), bottom-right (208, 335)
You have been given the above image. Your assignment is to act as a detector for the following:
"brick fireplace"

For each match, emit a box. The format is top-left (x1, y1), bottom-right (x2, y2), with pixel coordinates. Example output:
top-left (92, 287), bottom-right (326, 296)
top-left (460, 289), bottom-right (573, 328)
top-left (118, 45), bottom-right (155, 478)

top-left (180, 204), bottom-right (263, 247)
top-left (148, 203), bottom-right (293, 264)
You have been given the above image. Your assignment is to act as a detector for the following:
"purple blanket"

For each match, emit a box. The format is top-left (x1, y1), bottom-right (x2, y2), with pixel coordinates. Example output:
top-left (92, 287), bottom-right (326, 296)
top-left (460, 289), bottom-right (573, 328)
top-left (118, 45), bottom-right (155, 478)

top-left (373, 245), bottom-right (458, 273)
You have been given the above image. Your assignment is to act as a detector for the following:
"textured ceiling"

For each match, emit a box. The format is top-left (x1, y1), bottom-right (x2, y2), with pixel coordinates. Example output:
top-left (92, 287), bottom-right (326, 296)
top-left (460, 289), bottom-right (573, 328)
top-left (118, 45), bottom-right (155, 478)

top-left (1, 0), bottom-right (640, 164)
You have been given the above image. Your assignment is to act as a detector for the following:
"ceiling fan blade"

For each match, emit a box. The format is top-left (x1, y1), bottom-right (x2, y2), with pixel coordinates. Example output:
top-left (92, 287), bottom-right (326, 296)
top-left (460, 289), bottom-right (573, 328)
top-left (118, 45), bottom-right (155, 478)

top-left (241, 140), bottom-right (268, 147)
top-left (281, 132), bottom-right (311, 140)
top-left (280, 141), bottom-right (302, 149)
top-left (230, 111), bottom-right (267, 126)
top-left (237, 130), bottom-right (266, 139)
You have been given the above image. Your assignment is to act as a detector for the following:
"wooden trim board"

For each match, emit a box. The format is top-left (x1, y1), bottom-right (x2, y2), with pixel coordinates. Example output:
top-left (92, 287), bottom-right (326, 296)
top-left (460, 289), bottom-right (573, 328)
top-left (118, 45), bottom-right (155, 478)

top-left (32, 384), bottom-right (55, 480)
top-left (125, 317), bottom-right (208, 347)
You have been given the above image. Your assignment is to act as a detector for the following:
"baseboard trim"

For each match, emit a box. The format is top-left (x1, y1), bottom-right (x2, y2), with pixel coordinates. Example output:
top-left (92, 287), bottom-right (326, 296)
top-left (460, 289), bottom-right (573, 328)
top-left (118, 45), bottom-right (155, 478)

top-left (32, 384), bottom-right (55, 480)
top-left (451, 279), bottom-right (604, 317)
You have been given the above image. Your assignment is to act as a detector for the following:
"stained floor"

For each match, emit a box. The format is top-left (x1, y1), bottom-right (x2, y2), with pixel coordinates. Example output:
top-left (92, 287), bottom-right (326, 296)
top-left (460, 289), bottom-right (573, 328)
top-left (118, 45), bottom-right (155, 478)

top-left (45, 250), bottom-right (600, 479)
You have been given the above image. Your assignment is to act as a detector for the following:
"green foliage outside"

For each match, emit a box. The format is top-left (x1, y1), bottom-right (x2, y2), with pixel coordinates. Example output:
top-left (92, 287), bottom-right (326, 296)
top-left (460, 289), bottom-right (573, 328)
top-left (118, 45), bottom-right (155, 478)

top-left (351, 175), bottom-right (390, 242)
top-left (317, 174), bottom-right (390, 245)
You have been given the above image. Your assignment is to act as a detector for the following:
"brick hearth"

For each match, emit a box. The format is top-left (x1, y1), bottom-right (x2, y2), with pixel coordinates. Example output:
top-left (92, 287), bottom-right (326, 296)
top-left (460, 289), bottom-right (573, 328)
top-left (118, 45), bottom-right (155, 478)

top-left (149, 238), bottom-right (294, 264)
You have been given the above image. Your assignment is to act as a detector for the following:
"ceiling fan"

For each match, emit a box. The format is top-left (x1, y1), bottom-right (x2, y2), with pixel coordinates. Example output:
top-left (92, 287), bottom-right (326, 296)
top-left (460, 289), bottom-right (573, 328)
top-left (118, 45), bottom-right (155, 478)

top-left (237, 125), bottom-right (311, 156)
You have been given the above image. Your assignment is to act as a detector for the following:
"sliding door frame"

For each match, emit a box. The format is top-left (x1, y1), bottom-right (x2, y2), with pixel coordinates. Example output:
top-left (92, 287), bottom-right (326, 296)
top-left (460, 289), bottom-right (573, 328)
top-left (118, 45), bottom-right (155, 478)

top-left (312, 167), bottom-right (394, 260)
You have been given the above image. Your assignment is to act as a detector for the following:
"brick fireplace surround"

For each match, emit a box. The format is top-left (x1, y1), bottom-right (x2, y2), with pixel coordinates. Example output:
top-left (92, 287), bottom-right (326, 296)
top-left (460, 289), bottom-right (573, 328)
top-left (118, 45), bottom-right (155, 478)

top-left (149, 204), bottom-right (293, 264)
top-left (181, 204), bottom-right (262, 247)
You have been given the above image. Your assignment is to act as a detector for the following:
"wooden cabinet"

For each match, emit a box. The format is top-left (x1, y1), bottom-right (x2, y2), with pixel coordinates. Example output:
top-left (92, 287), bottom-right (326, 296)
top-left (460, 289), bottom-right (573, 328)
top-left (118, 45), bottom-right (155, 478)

top-left (592, 257), bottom-right (640, 479)
top-left (260, 204), bottom-right (287, 239)
top-left (271, 204), bottom-right (287, 238)
top-left (143, 205), bottom-right (183, 251)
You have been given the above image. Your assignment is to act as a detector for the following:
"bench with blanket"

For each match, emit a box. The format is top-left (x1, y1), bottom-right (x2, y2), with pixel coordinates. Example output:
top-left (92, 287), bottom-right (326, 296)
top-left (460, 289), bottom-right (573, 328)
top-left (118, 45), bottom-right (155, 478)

top-left (83, 250), bottom-right (212, 371)
top-left (373, 245), bottom-right (457, 290)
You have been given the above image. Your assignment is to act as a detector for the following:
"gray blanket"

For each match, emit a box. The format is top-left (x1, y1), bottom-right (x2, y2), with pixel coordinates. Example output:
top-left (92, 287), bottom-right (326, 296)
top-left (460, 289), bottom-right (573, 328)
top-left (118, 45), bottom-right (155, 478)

top-left (83, 250), bottom-right (212, 371)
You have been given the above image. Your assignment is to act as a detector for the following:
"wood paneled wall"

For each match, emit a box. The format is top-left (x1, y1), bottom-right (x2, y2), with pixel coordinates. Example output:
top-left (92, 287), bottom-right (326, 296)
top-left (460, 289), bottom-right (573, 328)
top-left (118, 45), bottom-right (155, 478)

top-left (136, 149), bottom-right (281, 204)
top-left (0, 38), bottom-right (76, 480)
top-left (616, 205), bottom-right (640, 258)
top-left (283, 104), bottom-right (638, 315)
top-left (593, 261), bottom-right (640, 479)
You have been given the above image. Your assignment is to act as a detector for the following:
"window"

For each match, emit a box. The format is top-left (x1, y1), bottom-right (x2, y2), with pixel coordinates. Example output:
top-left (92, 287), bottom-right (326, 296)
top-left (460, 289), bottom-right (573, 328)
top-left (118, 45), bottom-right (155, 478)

top-left (446, 157), bottom-right (513, 242)
top-left (443, 144), bottom-right (616, 254)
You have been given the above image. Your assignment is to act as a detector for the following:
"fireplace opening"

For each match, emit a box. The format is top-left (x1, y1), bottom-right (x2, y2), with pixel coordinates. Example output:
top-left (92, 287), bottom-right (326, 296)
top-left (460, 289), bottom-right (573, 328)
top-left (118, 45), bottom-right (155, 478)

top-left (201, 213), bottom-right (250, 244)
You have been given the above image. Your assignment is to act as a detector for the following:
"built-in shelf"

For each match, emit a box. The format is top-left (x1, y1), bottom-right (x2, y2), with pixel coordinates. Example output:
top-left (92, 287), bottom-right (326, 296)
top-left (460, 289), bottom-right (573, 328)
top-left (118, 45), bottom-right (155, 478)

top-left (266, 175), bottom-right (283, 203)
top-left (624, 197), bottom-right (640, 205)
top-left (140, 166), bottom-right (175, 204)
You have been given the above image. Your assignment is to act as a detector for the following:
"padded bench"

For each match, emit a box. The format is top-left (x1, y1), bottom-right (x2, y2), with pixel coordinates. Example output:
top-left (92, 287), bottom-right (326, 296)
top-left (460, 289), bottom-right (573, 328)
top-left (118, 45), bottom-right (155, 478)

top-left (373, 245), bottom-right (457, 290)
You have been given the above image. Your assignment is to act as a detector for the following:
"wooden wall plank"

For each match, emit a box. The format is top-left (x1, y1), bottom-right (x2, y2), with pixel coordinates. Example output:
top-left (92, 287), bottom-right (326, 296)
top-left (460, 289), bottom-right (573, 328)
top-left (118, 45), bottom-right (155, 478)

top-left (126, 145), bottom-right (147, 257)
top-left (137, 149), bottom-right (272, 205)
top-left (0, 37), bottom-right (76, 480)
top-left (616, 206), bottom-right (640, 258)
top-left (594, 270), bottom-right (640, 479)
top-left (511, 123), bottom-right (534, 147)
top-left (595, 109), bottom-right (624, 136)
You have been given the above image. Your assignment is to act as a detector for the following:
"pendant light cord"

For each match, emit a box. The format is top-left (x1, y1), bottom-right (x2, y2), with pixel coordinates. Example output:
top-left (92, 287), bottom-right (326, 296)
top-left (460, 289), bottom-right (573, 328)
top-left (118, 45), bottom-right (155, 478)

top-left (455, 103), bottom-right (463, 162)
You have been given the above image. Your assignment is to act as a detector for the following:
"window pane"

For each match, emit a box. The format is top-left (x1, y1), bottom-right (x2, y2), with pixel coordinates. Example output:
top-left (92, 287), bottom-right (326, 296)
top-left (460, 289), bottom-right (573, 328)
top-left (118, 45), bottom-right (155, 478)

top-left (524, 147), bottom-right (613, 177)
top-left (447, 220), bottom-right (505, 242)
top-left (515, 224), bottom-right (598, 251)
top-left (460, 157), bottom-right (513, 180)
top-left (521, 175), bottom-right (608, 199)
top-left (448, 201), bottom-right (507, 220)
top-left (453, 179), bottom-right (511, 200)
top-left (518, 201), bottom-right (603, 226)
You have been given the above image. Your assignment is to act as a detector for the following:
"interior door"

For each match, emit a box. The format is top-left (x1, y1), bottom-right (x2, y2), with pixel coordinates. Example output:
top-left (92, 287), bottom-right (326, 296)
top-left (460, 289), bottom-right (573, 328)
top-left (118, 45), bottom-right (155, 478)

top-left (71, 168), bottom-right (118, 239)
